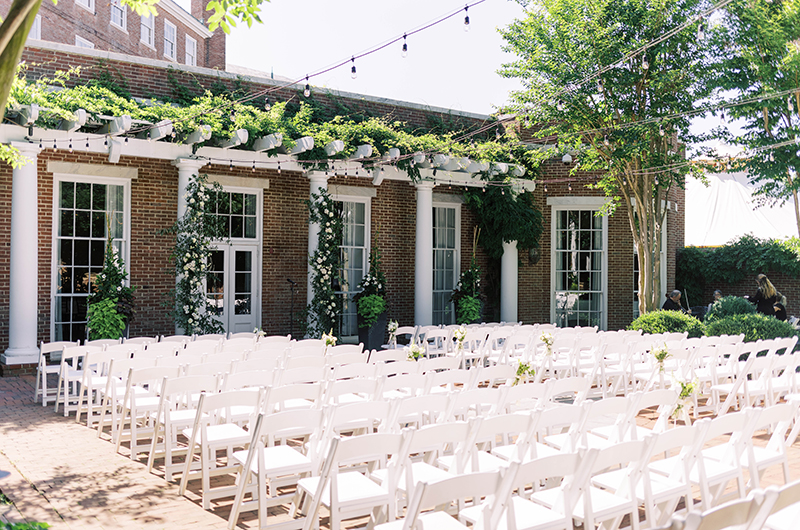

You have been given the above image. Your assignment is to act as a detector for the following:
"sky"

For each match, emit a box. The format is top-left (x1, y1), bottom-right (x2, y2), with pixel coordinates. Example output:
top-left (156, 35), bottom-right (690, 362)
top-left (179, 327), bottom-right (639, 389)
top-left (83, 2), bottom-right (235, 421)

top-left (220, 0), bottom-right (527, 116)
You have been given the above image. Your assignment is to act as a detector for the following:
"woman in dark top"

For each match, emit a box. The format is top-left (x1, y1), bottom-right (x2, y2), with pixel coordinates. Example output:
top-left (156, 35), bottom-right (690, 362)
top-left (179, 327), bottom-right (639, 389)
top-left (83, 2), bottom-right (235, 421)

top-left (773, 302), bottom-right (787, 321)
top-left (750, 274), bottom-right (778, 316)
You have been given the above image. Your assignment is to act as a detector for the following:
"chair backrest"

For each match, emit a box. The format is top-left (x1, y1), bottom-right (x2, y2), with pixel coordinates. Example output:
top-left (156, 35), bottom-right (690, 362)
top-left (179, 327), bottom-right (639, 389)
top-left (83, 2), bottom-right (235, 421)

top-left (394, 326), bottom-right (417, 346)
top-left (294, 338), bottom-right (324, 348)
top-left (279, 366), bottom-right (327, 385)
top-left (377, 360), bottom-right (421, 377)
top-left (369, 349), bottom-right (407, 363)
top-left (124, 336), bottom-right (157, 345)
top-left (324, 378), bottom-right (379, 405)
top-left (680, 492), bottom-right (770, 530)
top-left (402, 471), bottom-right (503, 530)
top-left (194, 388), bottom-right (263, 427)
top-left (327, 343), bottom-right (364, 355)
top-left (85, 338), bottom-right (121, 347)
top-left (419, 356), bottom-right (459, 373)
top-left (266, 382), bottom-right (323, 412)
top-left (327, 352), bottom-right (368, 367)
top-left (447, 387), bottom-right (506, 419)
top-left (471, 364), bottom-right (515, 388)
top-left (284, 355), bottom-right (326, 371)
top-left (183, 340), bottom-right (221, 356)
top-left (379, 372), bottom-right (429, 397)
top-left (394, 394), bottom-right (450, 429)
top-left (258, 334), bottom-right (292, 345)
top-left (228, 331), bottom-right (257, 340)
top-left (222, 370), bottom-right (273, 391)
top-left (160, 334), bottom-right (191, 343)
top-left (288, 345), bottom-right (327, 358)
top-left (325, 400), bottom-right (392, 436)
top-left (195, 333), bottom-right (225, 341)
top-left (428, 368), bottom-right (473, 392)
top-left (331, 362), bottom-right (377, 380)
top-left (40, 340), bottom-right (78, 363)
top-left (221, 337), bottom-right (257, 352)
top-left (231, 357), bottom-right (279, 374)
top-left (141, 342), bottom-right (180, 357)
top-left (160, 374), bottom-right (219, 409)
top-left (504, 380), bottom-right (552, 408)
top-left (185, 361), bottom-right (231, 377)
top-left (549, 377), bottom-right (589, 404)
top-left (204, 351), bottom-right (246, 365)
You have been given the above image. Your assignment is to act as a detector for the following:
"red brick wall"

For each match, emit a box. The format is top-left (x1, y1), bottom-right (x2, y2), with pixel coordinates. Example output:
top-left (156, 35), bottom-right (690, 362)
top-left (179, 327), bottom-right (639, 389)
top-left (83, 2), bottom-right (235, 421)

top-left (0, 1), bottom-right (219, 69)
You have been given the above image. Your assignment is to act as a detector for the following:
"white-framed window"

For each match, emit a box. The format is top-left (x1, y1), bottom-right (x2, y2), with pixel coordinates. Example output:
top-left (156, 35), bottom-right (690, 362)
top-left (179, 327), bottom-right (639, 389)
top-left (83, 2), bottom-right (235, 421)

top-left (75, 35), bottom-right (94, 49)
top-left (75, 0), bottom-right (94, 14)
top-left (335, 198), bottom-right (370, 337)
top-left (51, 176), bottom-right (130, 342)
top-left (27, 14), bottom-right (41, 41)
top-left (140, 12), bottom-right (154, 47)
top-left (185, 35), bottom-right (197, 66)
top-left (432, 204), bottom-right (460, 326)
top-left (549, 197), bottom-right (608, 329)
top-left (110, 0), bottom-right (126, 30)
top-left (163, 20), bottom-right (176, 60)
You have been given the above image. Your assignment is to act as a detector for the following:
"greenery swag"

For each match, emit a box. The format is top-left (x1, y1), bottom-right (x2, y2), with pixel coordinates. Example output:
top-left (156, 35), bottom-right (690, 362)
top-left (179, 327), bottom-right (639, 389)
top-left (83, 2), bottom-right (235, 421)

top-left (161, 173), bottom-right (226, 335)
top-left (307, 189), bottom-right (344, 337)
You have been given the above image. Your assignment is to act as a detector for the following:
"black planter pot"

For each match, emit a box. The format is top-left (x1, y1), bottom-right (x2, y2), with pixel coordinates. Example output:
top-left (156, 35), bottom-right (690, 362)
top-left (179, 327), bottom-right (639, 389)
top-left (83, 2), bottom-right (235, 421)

top-left (358, 312), bottom-right (388, 351)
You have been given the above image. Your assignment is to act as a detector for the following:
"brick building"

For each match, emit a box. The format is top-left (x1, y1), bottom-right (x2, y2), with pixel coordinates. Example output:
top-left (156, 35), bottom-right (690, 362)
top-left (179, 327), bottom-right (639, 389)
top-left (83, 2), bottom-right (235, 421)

top-left (0, 40), bottom-right (684, 375)
top-left (0, 0), bottom-right (224, 69)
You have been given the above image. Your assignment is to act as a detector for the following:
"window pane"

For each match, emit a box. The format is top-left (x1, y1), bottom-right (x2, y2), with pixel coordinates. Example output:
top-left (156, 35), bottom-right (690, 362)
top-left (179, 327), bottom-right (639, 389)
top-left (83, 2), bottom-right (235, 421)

top-left (75, 182), bottom-right (91, 209)
top-left (90, 240), bottom-right (104, 266)
top-left (245, 217), bottom-right (256, 239)
top-left (60, 210), bottom-right (74, 237)
top-left (244, 194), bottom-right (256, 215)
top-left (92, 212), bottom-right (105, 238)
top-left (231, 216), bottom-right (243, 238)
top-left (60, 182), bottom-right (74, 209)
top-left (92, 184), bottom-right (106, 211)
top-left (74, 240), bottom-right (89, 266)
top-left (75, 211), bottom-right (90, 237)
top-left (231, 193), bottom-right (243, 215)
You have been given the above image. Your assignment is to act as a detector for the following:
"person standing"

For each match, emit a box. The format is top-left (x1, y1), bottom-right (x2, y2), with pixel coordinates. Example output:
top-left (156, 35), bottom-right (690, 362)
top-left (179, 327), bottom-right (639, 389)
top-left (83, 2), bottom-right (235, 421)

top-left (749, 274), bottom-right (778, 316)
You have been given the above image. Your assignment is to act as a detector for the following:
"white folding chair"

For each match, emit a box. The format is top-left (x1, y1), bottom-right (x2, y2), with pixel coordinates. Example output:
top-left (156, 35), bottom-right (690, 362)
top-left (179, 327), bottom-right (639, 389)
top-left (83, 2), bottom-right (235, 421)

top-left (54, 345), bottom-right (103, 416)
top-left (179, 389), bottom-right (264, 509)
top-left (34, 341), bottom-right (78, 406)
top-left (295, 432), bottom-right (409, 528)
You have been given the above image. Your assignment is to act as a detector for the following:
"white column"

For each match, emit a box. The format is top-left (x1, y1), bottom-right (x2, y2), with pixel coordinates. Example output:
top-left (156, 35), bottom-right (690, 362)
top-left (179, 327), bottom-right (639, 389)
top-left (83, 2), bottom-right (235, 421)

top-left (173, 158), bottom-right (207, 219)
top-left (307, 172), bottom-right (329, 305)
top-left (501, 240), bottom-right (519, 323)
top-left (2, 143), bottom-right (42, 365)
top-left (414, 181), bottom-right (435, 326)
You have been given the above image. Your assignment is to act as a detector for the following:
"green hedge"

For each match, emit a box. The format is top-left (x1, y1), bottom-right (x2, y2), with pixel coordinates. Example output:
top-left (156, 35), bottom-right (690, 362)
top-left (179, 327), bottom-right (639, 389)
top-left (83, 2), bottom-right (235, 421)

top-left (628, 310), bottom-right (706, 338)
top-left (705, 313), bottom-right (799, 343)
top-left (705, 296), bottom-right (756, 323)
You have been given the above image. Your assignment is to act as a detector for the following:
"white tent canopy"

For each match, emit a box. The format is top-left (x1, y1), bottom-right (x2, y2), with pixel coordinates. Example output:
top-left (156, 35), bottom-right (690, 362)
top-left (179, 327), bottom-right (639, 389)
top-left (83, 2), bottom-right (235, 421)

top-left (685, 171), bottom-right (797, 246)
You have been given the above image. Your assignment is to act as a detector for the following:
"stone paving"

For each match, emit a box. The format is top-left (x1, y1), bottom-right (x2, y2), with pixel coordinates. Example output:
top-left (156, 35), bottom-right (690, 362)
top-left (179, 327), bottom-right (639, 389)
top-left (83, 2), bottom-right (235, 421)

top-left (1, 374), bottom-right (800, 529)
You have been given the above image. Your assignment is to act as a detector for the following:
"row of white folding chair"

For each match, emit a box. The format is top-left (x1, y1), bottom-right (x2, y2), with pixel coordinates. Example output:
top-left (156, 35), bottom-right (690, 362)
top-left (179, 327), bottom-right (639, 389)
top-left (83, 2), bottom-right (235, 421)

top-left (34, 340), bottom-right (79, 407)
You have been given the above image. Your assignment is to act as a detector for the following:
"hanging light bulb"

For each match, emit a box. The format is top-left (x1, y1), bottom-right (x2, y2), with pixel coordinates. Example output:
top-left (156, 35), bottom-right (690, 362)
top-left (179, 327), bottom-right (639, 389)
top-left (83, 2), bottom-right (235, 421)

top-left (463, 5), bottom-right (470, 31)
top-left (264, 97), bottom-right (271, 111)
top-left (544, 183), bottom-right (548, 193)
top-left (642, 57), bottom-right (649, 70)
top-left (659, 123), bottom-right (665, 136)
top-left (557, 101), bottom-right (565, 112)
top-left (496, 125), bottom-right (503, 139)
top-left (720, 109), bottom-right (726, 123)
top-left (697, 20), bottom-right (705, 40)
top-left (53, 140), bottom-right (57, 149)
top-left (482, 185), bottom-right (486, 193)
top-left (770, 152), bottom-right (775, 162)
top-left (597, 78), bottom-right (603, 93)
top-left (124, 137), bottom-right (128, 143)
top-left (104, 137), bottom-right (108, 147)
top-left (85, 140), bottom-right (89, 149)
top-left (401, 34), bottom-right (408, 58)
top-left (303, 76), bottom-right (311, 98)
top-left (252, 161), bottom-right (256, 172)
top-left (277, 162), bottom-right (281, 174)
top-left (38, 140), bottom-right (42, 149)
top-left (655, 176), bottom-right (659, 185)
top-left (350, 57), bottom-right (357, 79)
top-left (603, 135), bottom-right (610, 146)
top-left (501, 189), bottom-right (505, 195)
top-left (69, 140), bottom-right (73, 153)
top-left (229, 160), bottom-right (233, 170)
top-left (568, 181), bottom-right (572, 192)
top-left (789, 97), bottom-right (794, 113)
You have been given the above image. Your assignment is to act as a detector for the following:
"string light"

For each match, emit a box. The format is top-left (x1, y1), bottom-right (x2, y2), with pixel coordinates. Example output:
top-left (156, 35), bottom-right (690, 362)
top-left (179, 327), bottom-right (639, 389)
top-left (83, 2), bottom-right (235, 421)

top-left (603, 135), bottom-right (610, 146)
top-left (124, 137), bottom-right (128, 143)
top-left (697, 20), bottom-right (705, 40)
top-left (252, 161), bottom-right (256, 172)
top-left (68, 140), bottom-right (73, 153)
top-left (463, 5), bottom-right (470, 31)
top-left (482, 185), bottom-right (486, 193)
top-left (401, 34), bottom-right (408, 58)
top-left (544, 183), bottom-right (548, 193)
top-left (53, 140), bottom-right (57, 149)
top-left (769, 152), bottom-right (774, 162)
top-left (304, 76), bottom-right (311, 98)
top-left (264, 97), bottom-right (271, 111)
top-left (642, 57), bottom-right (649, 70)
top-left (350, 57), bottom-right (357, 79)
top-left (789, 97), bottom-right (795, 113)
top-left (38, 140), bottom-right (42, 149)
top-left (104, 137), bottom-right (108, 147)
top-left (568, 182), bottom-right (572, 192)
top-left (655, 176), bottom-right (659, 185)
top-left (557, 101), bottom-right (565, 112)
top-left (85, 140), bottom-right (89, 148)
top-left (659, 123), bottom-right (665, 136)
top-left (229, 160), bottom-right (233, 170)
top-left (277, 162), bottom-right (282, 174)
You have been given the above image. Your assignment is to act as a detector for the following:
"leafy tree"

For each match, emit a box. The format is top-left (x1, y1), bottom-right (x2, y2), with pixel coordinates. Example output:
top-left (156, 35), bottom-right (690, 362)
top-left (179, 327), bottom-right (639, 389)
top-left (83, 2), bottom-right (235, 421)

top-left (500, 0), bottom-right (713, 314)
top-left (0, 0), bottom-right (269, 134)
top-left (711, 0), bottom-right (800, 234)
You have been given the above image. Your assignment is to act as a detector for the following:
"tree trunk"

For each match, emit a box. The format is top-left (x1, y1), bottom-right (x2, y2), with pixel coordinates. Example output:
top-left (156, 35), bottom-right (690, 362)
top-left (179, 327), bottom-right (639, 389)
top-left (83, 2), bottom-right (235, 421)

top-left (0, 0), bottom-right (42, 115)
top-left (788, 168), bottom-right (800, 237)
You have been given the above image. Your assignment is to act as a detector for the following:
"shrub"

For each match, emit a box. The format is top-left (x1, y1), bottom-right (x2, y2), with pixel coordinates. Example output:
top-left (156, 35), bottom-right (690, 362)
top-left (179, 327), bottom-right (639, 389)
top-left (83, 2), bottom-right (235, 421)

top-left (628, 310), bottom-right (706, 338)
top-left (86, 297), bottom-right (125, 340)
top-left (356, 294), bottom-right (387, 328)
top-left (705, 313), bottom-right (799, 343)
top-left (705, 296), bottom-right (756, 323)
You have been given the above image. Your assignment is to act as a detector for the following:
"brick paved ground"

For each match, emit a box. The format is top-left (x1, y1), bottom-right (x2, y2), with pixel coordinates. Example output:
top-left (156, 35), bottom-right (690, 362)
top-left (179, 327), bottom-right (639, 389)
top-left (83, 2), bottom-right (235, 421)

top-left (2, 375), bottom-right (800, 529)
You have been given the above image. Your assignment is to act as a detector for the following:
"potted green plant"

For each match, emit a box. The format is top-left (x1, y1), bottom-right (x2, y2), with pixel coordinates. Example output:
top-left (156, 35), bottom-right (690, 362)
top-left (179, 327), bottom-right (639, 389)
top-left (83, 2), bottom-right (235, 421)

top-left (87, 219), bottom-right (136, 340)
top-left (451, 257), bottom-right (483, 324)
top-left (353, 246), bottom-right (388, 351)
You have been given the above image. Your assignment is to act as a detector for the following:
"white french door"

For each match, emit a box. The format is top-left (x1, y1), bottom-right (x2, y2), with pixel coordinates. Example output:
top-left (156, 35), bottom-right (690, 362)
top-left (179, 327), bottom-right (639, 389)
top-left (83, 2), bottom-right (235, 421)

top-left (206, 244), bottom-right (259, 333)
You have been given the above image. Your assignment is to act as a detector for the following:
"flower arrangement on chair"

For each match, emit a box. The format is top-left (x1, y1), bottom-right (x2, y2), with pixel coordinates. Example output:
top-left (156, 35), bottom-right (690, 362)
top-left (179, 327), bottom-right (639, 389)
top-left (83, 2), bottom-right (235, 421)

top-left (540, 332), bottom-right (554, 356)
top-left (406, 341), bottom-right (425, 361)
